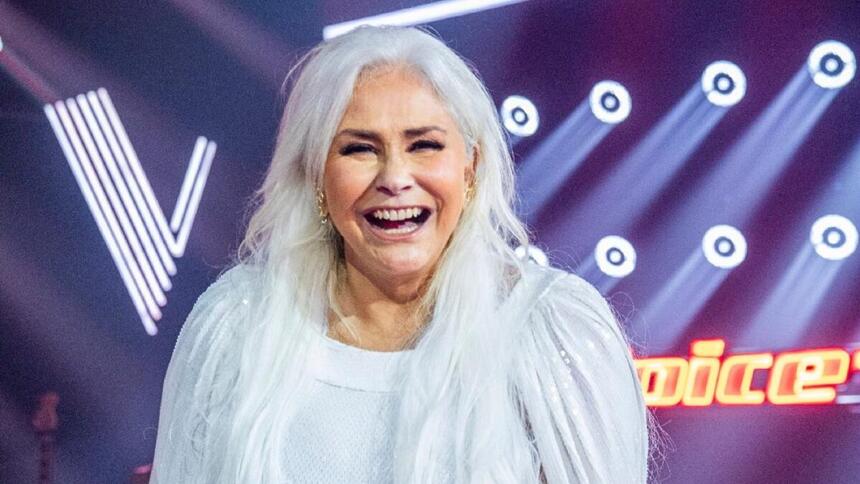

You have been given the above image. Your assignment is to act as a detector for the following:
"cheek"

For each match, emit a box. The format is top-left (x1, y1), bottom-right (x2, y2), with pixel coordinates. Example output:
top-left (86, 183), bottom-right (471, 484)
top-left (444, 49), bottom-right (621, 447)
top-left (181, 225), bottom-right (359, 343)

top-left (424, 161), bottom-right (467, 228)
top-left (324, 164), bottom-right (371, 217)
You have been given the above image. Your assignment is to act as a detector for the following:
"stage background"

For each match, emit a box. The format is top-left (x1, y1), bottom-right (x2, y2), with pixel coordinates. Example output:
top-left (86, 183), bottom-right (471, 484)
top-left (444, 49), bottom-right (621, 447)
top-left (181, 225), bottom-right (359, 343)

top-left (1, 1), bottom-right (859, 482)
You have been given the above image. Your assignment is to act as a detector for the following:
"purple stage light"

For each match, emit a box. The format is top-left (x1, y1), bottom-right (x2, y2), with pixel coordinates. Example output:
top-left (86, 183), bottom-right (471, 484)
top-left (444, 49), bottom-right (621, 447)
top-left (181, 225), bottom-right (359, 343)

top-left (808, 40), bottom-right (856, 89)
top-left (589, 80), bottom-right (631, 124)
top-left (501, 95), bottom-right (539, 138)
top-left (702, 225), bottom-right (747, 269)
top-left (701, 61), bottom-right (746, 107)
top-left (594, 235), bottom-right (637, 278)
top-left (811, 214), bottom-right (858, 260)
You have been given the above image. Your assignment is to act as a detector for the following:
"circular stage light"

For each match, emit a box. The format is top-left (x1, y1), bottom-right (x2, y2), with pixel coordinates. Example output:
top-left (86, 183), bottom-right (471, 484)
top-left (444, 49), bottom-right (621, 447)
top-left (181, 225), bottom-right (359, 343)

top-left (515, 244), bottom-right (549, 266)
top-left (701, 61), bottom-right (747, 107)
top-left (594, 235), bottom-right (636, 278)
top-left (500, 95), bottom-right (539, 137)
top-left (807, 40), bottom-right (856, 89)
top-left (810, 214), bottom-right (858, 260)
top-left (702, 225), bottom-right (747, 269)
top-left (589, 81), bottom-right (631, 124)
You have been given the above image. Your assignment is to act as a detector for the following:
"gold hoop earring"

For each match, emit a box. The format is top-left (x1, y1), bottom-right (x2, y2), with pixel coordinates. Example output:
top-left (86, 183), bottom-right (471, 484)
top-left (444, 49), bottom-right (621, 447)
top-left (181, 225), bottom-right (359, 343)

top-left (465, 181), bottom-right (476, 203)
top-left (316, 188), bottom-right (328, 225)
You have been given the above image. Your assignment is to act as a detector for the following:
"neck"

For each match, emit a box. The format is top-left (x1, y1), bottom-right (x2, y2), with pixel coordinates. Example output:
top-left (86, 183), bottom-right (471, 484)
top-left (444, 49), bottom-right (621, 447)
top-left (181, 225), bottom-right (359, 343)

top-left (328, 258), bottom-right (430, 350)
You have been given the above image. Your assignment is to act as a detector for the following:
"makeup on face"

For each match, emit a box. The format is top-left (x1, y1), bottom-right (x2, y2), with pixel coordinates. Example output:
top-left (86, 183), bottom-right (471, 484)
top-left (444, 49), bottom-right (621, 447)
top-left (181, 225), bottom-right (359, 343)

top-left (323, 66), bottom-right (473, 280)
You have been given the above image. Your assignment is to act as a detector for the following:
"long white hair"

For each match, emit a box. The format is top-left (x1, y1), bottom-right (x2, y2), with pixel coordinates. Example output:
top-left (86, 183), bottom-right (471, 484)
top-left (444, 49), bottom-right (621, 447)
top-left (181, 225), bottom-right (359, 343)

top-left (225, 25), bottom-right (548, 482)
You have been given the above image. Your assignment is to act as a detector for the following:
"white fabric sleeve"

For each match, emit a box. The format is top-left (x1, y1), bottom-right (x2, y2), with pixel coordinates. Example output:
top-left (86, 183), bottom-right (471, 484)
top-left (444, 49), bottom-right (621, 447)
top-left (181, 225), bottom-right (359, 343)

top-left (149, 265), bottom-right (252, 484)
top-left (514, 270), bottom-right (648, 484)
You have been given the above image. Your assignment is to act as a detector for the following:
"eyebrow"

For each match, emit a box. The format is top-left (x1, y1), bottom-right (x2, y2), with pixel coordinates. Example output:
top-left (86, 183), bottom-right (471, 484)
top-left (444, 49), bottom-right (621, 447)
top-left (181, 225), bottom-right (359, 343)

top-left (335, 126), bottom-right (447, 142)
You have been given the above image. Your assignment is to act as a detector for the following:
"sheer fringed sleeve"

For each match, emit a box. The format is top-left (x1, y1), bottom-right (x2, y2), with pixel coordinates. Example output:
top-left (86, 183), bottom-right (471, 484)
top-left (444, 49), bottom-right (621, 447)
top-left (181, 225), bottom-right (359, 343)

top-left (149, 265), bottom-right (254, 483)
top-left (514, 268), bottom-right (648, 484)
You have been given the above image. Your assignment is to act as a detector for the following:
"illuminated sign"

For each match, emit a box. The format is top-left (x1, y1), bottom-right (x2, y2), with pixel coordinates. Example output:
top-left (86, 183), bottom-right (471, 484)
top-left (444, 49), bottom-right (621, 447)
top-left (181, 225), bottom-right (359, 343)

top-left (44, 88), bottom-right (216, 335)
top-left (635, 339), bottom-right (860, 407)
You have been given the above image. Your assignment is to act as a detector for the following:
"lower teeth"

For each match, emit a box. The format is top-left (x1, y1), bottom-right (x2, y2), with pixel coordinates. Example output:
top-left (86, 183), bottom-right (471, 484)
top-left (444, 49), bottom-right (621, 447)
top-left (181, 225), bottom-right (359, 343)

top-left (381, 222), bottom-right (418, 234)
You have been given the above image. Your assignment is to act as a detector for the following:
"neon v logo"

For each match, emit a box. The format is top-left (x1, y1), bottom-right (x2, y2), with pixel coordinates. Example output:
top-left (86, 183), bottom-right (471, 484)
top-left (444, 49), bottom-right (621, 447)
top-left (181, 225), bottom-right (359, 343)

top-left (44, 88), bottom-right (216, 335)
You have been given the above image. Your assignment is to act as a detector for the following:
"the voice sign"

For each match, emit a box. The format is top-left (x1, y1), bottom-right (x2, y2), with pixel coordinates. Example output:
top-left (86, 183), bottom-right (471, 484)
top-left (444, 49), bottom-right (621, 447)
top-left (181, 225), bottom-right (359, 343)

top-left (636, 339), bottom-right (860, 407)
top-left (44, 88), bottom-right (216, 335)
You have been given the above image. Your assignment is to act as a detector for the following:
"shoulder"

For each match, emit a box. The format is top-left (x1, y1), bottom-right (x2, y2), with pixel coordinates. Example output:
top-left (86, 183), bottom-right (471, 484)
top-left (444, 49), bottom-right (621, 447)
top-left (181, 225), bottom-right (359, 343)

top-left (206, 262), bottom-right (261, 300)
top-left (187, 263), bottom-right (259, 325)
top-left (513, 262), bottom-right (615, 329)
top-left (171, 263), bottom-right (262, 364)
top-left (519, 262), bottom-right (631, 359)
top-left (190, 263), bottom-right (260, 319)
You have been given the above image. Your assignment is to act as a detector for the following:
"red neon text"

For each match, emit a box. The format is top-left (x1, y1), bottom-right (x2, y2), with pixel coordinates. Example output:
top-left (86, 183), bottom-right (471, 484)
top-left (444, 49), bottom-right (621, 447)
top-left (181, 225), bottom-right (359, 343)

top-left (634, 339), bottom-right (858, 407)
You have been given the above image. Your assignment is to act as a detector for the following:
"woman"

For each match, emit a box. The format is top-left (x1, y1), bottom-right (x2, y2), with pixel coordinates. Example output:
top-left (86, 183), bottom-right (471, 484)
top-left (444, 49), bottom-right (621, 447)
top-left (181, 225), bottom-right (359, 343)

top-left (151, 25), bottom-right (651, 483)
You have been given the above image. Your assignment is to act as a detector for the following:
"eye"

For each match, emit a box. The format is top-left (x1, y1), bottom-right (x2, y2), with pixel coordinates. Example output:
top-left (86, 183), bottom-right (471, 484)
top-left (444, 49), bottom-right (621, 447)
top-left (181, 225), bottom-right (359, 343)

top-left (340, 143), bottom-right (377, 156)
top-left (410, 140), bottom-right (445, 152)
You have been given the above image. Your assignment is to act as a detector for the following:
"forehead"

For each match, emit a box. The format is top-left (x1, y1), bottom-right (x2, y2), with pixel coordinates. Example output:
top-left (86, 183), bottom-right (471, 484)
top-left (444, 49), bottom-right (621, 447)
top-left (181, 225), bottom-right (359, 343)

top-left (337, 66), bottom-right (458, 132)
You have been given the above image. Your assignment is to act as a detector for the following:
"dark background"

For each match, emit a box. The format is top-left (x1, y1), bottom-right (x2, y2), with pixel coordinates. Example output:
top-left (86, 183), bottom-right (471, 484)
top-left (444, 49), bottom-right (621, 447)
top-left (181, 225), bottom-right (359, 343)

top-left (2, 1), bottom-right (859, 482)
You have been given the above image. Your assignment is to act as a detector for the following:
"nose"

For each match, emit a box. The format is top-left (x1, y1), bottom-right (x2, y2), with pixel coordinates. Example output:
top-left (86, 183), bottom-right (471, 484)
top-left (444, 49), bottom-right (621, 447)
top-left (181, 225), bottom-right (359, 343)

top-left (374, 153), bottom-right (413, 196)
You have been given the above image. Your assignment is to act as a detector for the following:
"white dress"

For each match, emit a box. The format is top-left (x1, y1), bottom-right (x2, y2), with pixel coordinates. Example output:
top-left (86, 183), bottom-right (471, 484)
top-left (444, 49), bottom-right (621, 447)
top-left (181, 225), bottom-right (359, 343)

top-left (150, 262), bottom-right (648, 483)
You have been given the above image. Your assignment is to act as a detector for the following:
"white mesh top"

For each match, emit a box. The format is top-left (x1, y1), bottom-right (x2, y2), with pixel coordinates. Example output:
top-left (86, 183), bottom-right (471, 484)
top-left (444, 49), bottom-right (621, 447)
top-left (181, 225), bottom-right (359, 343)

top-left (281, 327), bottom-right (412, 483)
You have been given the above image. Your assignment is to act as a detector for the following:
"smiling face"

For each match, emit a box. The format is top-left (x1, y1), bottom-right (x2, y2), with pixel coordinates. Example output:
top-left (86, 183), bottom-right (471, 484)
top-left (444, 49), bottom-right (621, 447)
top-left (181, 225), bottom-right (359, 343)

top-left (323, 65), bottom-right (475, 288)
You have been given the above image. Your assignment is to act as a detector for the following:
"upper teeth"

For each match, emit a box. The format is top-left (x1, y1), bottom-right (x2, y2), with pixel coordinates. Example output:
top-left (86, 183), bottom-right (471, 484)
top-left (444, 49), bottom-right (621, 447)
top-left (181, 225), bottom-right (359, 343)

top-left (372, 207), bottom-right (423, 221)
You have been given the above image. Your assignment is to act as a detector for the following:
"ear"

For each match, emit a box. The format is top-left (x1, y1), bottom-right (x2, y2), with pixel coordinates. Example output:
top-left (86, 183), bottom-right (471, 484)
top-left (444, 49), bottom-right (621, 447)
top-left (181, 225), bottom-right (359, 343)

top-left (465, 144), bottom-right (479, 185)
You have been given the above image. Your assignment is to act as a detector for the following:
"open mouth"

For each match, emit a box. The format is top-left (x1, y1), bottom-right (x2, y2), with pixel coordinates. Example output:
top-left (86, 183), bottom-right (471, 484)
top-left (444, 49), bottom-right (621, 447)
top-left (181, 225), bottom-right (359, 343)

top-left (363, 207), bottom-right (432, 235)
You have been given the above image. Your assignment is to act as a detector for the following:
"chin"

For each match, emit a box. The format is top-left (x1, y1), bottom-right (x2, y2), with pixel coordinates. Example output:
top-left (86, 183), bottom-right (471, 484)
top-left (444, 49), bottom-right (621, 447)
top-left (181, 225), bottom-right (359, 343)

top-left (345, 236), bottom-right (445, 280)
top-left (367, 242), bottom-right (436, 270)
top-left (376, 254), bottom-right (432, 277)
